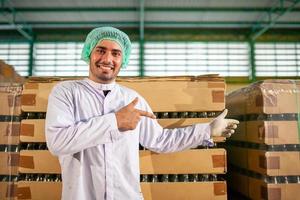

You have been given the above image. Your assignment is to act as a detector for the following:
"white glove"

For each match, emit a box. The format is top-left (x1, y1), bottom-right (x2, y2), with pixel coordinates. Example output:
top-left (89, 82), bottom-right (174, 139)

top-left (210, 109), bottom-right (239, 138)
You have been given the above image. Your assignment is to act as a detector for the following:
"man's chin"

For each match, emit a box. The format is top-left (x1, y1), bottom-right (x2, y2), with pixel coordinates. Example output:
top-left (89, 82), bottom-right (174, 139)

top-left (96, 75), bottom-right (114, 83)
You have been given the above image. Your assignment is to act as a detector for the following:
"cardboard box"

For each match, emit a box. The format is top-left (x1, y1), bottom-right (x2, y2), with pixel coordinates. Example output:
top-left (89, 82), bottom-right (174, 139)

top-left (248, 176), bottom-right (300, 200)
top-left (20, 118), bottom-right (224, 143)
top-left (19, 150), bottom-right (61, 174)
top-left (0, 152), bottom-right (19, 175)
top-left (0, 83), bottom-right (22, 116)
top-left (140, 149), bottom-right (226, 174)
top-left (20, 119), bottom-right (45, 143)
top-left (21, 81), bottom-right (58, 113)
top-left (22, 76), bottom-right (225, 112)
top-left (226, 79), bottom-right (300, 116)
top-left (230, 120), bottom-right (299, 145)
top-left (0, 122), bottom-right (20, 145)
top-left (19, 149), bottom-right (226, 174)
top-left (0, 182), bottom-right (17, 200)
top-left (15, 181), bottom-right (227, 200)
top-left (228, 171), bottom-right (300, 200)
top-left (141, 181), bottom-right (227, 200)
top-left (17, 181), bottom-right (62, 200)
top-left (227, 146), bottom-right (300, 176)
top-left (119, 76), bottom-right (225, 112)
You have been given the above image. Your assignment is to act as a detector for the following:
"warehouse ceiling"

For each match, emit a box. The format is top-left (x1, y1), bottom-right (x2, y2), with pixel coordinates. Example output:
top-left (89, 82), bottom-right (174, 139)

top-left (1, 0), bottom-right (300, 40)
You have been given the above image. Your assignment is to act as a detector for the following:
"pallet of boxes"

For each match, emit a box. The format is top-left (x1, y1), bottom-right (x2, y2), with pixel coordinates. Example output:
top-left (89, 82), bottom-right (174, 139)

top-left (0, 61), bottom-right (23, 200)
top-left (0, 83), bottom-right (22, 200)
top-left (226, 80), bottom-right (300, 200)
top-left (16, 75), bottom-right (228, 200)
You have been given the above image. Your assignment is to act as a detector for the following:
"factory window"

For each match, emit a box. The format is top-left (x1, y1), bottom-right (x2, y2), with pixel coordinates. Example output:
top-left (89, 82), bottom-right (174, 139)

top-left (0, 43), bottom-right (30, 76)
top-left (120, 42), bottom-right (139, 76)
top-left (255, 43), bottom-right (300, 77)
top-left (144, 42), bottom-right (249, 77)
top-left (34, 42), bottom-right (86, 76)
top-left (33, 42), bottom-right (139, 76)
top-left (3, 41), bottom-right (300, 79)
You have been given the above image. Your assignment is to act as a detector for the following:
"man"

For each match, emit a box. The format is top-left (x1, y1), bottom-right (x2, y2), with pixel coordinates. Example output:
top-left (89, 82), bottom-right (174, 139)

top-left (46, 26), bottom-right (239, 200)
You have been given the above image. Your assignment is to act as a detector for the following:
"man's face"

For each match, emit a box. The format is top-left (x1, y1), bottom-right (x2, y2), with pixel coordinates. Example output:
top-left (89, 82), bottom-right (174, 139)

top-left (89, 39), bottom-right (123, 83)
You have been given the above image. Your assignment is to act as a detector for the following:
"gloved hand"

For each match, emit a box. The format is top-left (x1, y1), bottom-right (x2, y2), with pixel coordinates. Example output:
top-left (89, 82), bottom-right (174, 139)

top-left (210, 109), bottom-right (239, 138)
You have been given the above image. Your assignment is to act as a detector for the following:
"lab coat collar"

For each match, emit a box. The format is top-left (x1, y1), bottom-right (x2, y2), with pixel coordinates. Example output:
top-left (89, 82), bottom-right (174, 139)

top-left (84, 78), bottom-right (116, 91)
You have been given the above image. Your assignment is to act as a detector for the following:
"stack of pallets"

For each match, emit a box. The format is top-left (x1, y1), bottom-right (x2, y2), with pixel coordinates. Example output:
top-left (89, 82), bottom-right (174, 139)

top-left (0, 83), bottom-right (22, 200)
top-left (4, 75), bottom-right (229, 199)
top-left (226, 80), bottom-right (300, 200)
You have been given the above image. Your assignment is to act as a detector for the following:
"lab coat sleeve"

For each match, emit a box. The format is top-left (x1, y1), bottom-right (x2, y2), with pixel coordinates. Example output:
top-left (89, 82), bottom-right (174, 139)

top-left (138, 97), bottom-right (213, 153)
top-left (45, 83), bottom-right (121, 156)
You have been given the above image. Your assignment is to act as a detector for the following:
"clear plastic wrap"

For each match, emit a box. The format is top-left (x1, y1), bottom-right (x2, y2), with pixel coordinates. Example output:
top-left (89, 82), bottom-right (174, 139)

top-left (0, 83), bottom-right (22, 200)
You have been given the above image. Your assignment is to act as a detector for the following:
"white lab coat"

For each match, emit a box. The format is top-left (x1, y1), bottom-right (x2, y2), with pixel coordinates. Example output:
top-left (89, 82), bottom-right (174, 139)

top-left (46, 78), bottom-right (212, 200)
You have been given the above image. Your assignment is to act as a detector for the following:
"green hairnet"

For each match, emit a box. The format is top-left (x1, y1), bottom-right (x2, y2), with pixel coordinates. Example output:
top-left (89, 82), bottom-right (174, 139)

top-left (81, 26), bottom-right (131, 68)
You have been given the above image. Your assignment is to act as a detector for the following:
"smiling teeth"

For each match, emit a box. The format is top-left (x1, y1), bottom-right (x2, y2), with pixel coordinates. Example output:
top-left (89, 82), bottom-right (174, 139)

top-left (97, 65), bottom-right (113, 69)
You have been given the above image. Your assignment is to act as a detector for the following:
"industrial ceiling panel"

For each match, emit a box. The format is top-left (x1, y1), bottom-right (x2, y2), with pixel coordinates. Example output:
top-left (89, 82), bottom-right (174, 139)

top-left (1, 0), bottom-right (299, 31)
top-left (10, 0), bottom-right (139, 8)
top-left (15, 12), bottom-right (137, 22)
top-left (144, 0), bottom-right (298, 8)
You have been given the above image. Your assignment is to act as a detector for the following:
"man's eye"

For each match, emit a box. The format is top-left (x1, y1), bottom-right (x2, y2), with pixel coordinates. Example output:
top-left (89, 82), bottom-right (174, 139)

top-left (112, 52), bottom-right (121, 57)
top-left (97, 49), bottom-right (105, 54)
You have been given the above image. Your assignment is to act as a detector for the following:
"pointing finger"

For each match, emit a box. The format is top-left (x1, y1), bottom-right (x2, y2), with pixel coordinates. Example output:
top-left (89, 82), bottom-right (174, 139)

top-left (127, 97), bottom-right (138, 108)
top-left (137, 109), bottom-right (156, 119)
top-left (226, 119), bottom-right (239, 125)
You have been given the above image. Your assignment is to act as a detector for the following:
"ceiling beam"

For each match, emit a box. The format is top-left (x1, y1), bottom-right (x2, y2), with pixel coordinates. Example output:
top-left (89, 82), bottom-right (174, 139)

top-left (1, 21), bottom-right (300, 29)
top-left (0, 0), bottom-right (33, 40)
top-left (6, 7), bottom-right (300, 12)
top-left (250, 0), bottom-right (300, 40)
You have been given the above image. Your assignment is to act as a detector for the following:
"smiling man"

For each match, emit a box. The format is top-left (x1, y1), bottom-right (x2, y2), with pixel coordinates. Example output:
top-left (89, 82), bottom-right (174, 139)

top-left (45, 27), bottom-right (239, 200)
top-left (89, 40), bottom-right (122, 83)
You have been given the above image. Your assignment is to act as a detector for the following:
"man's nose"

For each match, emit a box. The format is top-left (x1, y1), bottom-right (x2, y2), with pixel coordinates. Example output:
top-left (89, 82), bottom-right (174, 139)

top-left (102, 52), bottom-right (113, 63)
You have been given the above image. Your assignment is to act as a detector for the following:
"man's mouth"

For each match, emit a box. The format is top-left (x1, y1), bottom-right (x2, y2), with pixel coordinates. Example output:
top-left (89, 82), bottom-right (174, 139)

top-left (96, 64), bottom-right (114, 70)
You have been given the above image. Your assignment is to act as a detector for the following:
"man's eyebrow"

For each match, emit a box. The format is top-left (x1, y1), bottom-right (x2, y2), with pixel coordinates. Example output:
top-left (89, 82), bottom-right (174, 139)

top-left (112, 49), bottom-right (122, 53)
top-left (95, 46), bottom-right (122, 53)
top-left (95, 46), bottom-right (107, 50)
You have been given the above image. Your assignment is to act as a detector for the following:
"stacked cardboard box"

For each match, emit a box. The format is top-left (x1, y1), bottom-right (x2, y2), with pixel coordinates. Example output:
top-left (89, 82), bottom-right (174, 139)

top-left (226, 80), bottom-right (300, 199)
top-left (17, 75), bottom-right (228, 199)
top-left (0, 83), bottom-right (22, 200)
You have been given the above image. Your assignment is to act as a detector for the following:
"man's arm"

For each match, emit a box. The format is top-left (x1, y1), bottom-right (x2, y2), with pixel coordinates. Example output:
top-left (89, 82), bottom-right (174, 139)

top-left (45, 84), bottom-right (121, 156)
top-left (138, 99), bottom-right (238, 153)
top-left (140, 118), bottom-right (213, 153)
